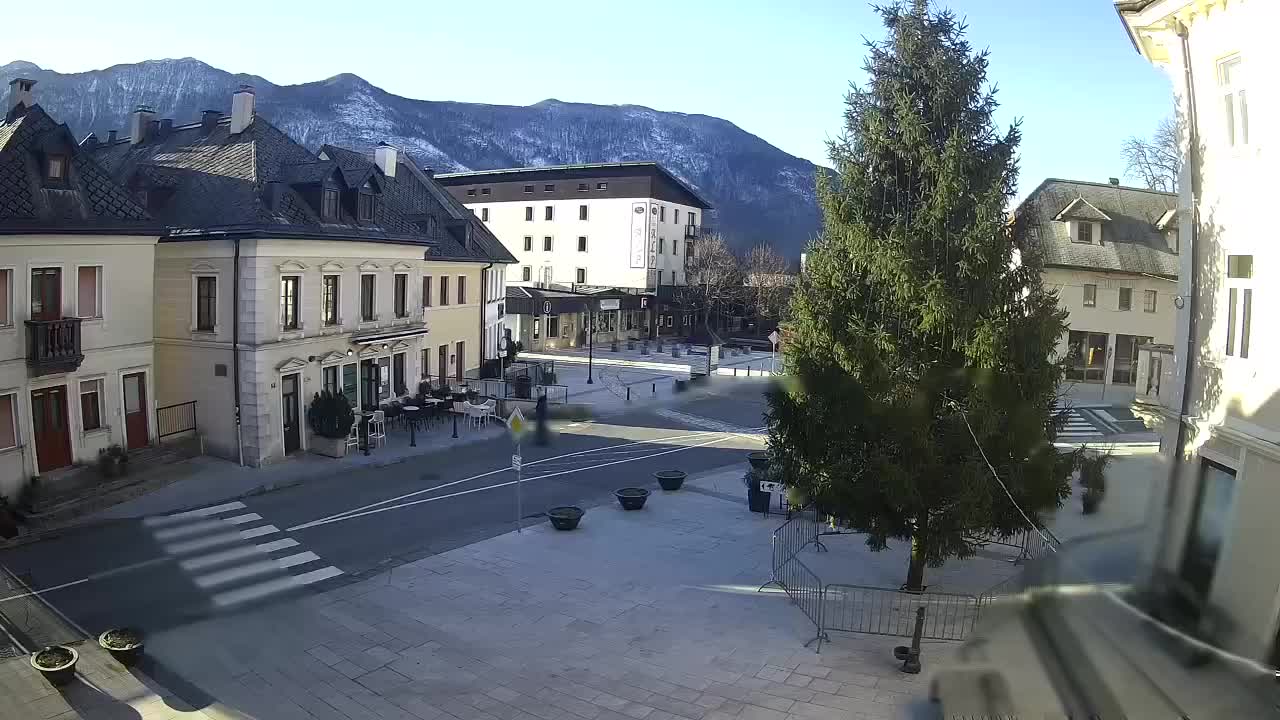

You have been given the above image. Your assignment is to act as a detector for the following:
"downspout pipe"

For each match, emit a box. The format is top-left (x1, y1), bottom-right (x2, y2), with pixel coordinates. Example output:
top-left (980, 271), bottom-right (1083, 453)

top-left (1159, 21), bottom-right (1200, 560)
top-left (233, 238), bottom-right (244, 467)
top-left (480, 262), bottom-right (494, 369)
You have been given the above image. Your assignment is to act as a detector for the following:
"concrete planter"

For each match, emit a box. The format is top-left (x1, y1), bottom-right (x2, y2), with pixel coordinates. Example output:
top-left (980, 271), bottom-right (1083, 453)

top-left (548, 506), bottom-right (584, 530)
top-left (31, 646), bottom-right (77, 686)
top-left (615, 488), bottom-right (650, 511)
top-left (310, 434), bottom-right (347, 459)
top-left (655, 470), bottom-right (686, 491)
top-left (99, 629), bottom-right (144, 666)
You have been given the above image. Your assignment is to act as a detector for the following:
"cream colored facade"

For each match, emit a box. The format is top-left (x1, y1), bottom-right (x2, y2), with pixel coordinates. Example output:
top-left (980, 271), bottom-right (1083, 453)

top-left (1120, 0), bottom-right (1280, 664)
top-left (154, 238), bottom-right (486, 467)
top-left (0, 233), bottom-right (159, 497)
top-left (1044, 265), bottom-right (1176, 391)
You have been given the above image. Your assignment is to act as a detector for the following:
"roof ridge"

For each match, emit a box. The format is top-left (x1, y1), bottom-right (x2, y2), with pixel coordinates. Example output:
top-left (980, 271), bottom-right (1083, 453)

top-left (1041, 177), bottom-right (1176, 196)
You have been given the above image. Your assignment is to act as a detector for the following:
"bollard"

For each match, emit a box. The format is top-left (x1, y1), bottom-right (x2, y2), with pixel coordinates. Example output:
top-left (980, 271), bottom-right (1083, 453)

top-left (627, 386), bottom-right (631, 402)
top-left (894, 607), bottom-right (925, 674)
top-left (652, 382), bottom-right (656, 395)
top-left (747, 366), bottom-right (751, 377)
top-left (734, 367), bottom-right (738, 377)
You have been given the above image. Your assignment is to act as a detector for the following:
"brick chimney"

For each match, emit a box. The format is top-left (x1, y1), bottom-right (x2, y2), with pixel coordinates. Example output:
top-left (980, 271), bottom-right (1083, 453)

top-left (107, 130), bottom-right (118, 144)
top-left (6, 78), bottom-right (35, 116)
top-left (80, 133), bottom-right (99, 151)
top-left (130, 105), bottom-right (155, 145)
top-left (374, 142), bottom-right (398, 178)
top-left (230, 85), bottom-right (255, 135)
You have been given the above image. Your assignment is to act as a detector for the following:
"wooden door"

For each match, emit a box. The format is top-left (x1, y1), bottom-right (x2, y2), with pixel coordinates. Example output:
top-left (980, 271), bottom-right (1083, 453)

top-left (454, 341), bottom-right (464, 382)
top-left (30, 268), bottom-right (61, 320)
top-left (122, 372), bottom-right (149, 450)
top-left (438, 345), bottom-right (448, 385)
top-left (281, 373), bottom-right (301, 454)
top-left (31, 386), bottom-right (72, 471)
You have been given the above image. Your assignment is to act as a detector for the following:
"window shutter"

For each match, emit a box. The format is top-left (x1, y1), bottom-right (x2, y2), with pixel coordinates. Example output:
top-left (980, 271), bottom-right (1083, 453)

top-left (78, 267), bottom-right (98, 317)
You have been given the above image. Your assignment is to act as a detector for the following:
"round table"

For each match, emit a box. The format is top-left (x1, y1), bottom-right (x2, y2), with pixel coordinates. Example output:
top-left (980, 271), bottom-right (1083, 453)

top-left (354, 412), bottom-right (374, 456)
top-left (402, 406), bottom-right (421, 447)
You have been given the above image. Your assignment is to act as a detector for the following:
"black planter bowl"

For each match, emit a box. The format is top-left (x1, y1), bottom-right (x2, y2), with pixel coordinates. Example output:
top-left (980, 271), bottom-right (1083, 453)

top-left (31, 645), bottom-right (78, 686)
top-left (548, 506), bottom-right (584, 530)
top-left (615, 488), bottom-right (650, 511)
top-left (99, 628), bottom-right (144, 666)
top-left (655, 470), bottom-right (686, 491)
top-left (747, 451), bottom-right (770, 471)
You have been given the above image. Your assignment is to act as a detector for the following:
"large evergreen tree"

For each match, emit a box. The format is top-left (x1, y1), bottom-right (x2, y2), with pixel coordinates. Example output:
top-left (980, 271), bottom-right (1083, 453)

top-left (766, 1), bottom-right (1072, 591)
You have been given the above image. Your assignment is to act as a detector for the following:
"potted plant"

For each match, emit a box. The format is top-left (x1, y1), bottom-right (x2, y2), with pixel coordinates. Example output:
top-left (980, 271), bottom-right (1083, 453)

top-left (98, 628), bottom-right (143, 666)
top-left (786, 484), bottom-right (808, 510)
top-left (654, 470), bottom-right (686, 491)
top-left (1079, 451), bottom-right (1111, 515)
top-left (548, 506), bottom-right (584, 530)
top-left (97, 445), bottom-right (128, 479)
top-left (306, 390), bottom-right (355, 458)
top-left (614, 488), bottom-right (649, 511)
top-left (30, 645), bottom-right (78, 686)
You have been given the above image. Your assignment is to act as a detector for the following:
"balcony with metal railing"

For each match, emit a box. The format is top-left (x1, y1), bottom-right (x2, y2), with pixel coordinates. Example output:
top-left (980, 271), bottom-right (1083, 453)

top-left (25, 318), bottom-right (83, 377)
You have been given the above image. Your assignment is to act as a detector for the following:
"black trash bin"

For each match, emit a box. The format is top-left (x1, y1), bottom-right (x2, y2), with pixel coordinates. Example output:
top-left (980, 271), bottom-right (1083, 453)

top-left (747, 451), bottom-right (771, 514)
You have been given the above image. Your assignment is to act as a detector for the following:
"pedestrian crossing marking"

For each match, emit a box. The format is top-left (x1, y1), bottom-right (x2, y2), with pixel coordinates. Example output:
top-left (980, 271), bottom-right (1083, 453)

top-left (144, 502), bottom-right (343, 610)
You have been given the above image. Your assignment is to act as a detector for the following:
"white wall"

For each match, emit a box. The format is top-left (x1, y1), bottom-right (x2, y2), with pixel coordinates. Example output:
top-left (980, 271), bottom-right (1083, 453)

top-left (468, 196), bottom-right (703, 291)
top-left (0, 233), bottom-right (158, 492)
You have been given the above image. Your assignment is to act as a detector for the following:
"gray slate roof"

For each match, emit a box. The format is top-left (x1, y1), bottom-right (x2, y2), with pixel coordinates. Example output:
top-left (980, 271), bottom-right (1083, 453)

top-left (0, 104), bottom-right (152, 233)
top-left (1018, 179), bottom-right (1178, 279)
top-left (319, 144), bottom-right (515, 264)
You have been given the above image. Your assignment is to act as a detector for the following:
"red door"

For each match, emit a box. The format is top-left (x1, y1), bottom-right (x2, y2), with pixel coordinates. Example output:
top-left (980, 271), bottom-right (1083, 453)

top-left (31, 386), bottom-right (72, 472)
top-left (122, 372), bottom-right (149, 450)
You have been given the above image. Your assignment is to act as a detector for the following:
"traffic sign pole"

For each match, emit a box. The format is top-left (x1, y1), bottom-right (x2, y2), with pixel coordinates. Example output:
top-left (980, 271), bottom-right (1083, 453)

top-left (515, 440), bottom-right (523, 534)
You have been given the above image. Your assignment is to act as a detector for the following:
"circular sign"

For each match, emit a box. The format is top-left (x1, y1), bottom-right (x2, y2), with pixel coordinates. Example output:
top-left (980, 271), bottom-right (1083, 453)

top-left (634, 206), bottom-right (645, 214)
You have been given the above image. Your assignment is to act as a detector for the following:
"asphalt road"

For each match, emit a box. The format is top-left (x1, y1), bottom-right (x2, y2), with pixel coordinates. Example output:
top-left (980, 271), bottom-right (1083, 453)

top-left (0, 378), bottom-right (772, 643)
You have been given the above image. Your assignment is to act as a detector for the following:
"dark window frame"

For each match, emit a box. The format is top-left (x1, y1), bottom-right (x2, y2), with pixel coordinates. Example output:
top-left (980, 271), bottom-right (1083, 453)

top-left (322, 188), bottom-right (340, 220)
top-left (280, 275), bottom-right (301, 330)
top-left (579, 204), bottom-right (588, 221)
top-left (196, 275), bottom-right (217, 332)
top-left (1077, 222), bottom-right (1093, 244)
top-left (80, 380), bottom-right (102, 432)
top-left (422, 276), bottom-right (432, 308)
top-left (523, 185), bottom-right (534, 194)
top-left (543, 236), bottom-right (553, 252)
top-left (1119, 287), bottom-right (1132, 311)
top-left (440, 276), bottom-right (450, 306)
top-left (525, 206), bottom-right (533, 221)
top-left (545, 206), bottom-right (554, 221)
top-left (523, 236), bottom-right (533, 251)
top-left (1083, 284), bottom-right (1097, 308)
top-left (357, 191), bottom-right (375, 221)
top-left (457, 275), bottom-right (466, 305)
top-left (576, 268), bottom-right (586, 284)
top-left (578, 236), bottom-right (588, 252)
top-left (394, 273), bottom-right (409, 318)
top-left (522, 266), bottom-right (532, 282)
top-left (321, 274), bottom-right (339, 326)
top-left (481, 207), bottom-right (489, 221)
top-left (1144, 289), bottom-right (1157, 314)
top-left (46, 153), bottom-right (68, 184)
top-left (360, 274), bottom-right (376, 322)
top-left (544, 184), bottom-right (555, 192)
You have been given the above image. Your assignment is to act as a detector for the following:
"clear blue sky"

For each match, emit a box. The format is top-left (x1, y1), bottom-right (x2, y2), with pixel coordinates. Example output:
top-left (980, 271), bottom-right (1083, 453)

top-left (6, 0), bottom-right (1171, 197)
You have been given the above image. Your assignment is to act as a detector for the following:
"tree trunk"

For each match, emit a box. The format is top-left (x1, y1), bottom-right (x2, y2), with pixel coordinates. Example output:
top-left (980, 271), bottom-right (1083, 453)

top-left (905, 534), bottom-right (927, 592)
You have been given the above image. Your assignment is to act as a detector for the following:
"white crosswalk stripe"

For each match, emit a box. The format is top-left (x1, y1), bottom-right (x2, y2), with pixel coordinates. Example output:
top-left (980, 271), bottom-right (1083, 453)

top-left (144, 502), bottom-right (343, 610)
top-left (1054, 402), bottom-right (1103, 439)
top-left (654, 408), bottom-right (762, 436)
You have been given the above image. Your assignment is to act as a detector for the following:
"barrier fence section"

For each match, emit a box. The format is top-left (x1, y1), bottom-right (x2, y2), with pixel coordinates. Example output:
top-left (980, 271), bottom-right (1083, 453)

top-left (823, 584), bottom-right (982, 642)
top-left (759, 505), bottom-right (829, 650)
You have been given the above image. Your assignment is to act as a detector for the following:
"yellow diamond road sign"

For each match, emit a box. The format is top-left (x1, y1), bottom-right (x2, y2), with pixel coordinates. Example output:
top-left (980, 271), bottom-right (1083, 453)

top-left (507, 407), bottom-right (529, 439)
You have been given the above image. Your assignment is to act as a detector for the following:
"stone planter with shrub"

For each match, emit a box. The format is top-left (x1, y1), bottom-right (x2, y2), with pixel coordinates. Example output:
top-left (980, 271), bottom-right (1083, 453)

top-left (307, 390), bottom-right (355, 458)
top-left (97, 445), bottom-right (129, 479)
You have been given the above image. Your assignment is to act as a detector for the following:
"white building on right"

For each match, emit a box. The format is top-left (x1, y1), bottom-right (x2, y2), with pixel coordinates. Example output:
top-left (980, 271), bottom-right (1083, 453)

top-left (1119, 0), bottom-right (1280, 666)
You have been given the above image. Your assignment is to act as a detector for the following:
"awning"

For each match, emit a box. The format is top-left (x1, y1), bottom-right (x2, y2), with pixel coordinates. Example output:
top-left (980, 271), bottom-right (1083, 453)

top-left (352, 325), bottom-right (430, 345)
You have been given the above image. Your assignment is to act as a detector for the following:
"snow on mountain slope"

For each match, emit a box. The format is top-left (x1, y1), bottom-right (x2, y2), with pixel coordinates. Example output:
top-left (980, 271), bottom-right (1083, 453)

top-left (1, 58), bottom-right (820, 256)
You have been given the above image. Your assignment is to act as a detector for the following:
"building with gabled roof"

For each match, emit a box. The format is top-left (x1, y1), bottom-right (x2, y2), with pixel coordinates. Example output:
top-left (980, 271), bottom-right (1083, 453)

top-left (1017, 177), bottom-right (1178, 405)
top-left (89, 87), bottom-right (514, 466)
top-left (0, 79), bottom-right (161, 493)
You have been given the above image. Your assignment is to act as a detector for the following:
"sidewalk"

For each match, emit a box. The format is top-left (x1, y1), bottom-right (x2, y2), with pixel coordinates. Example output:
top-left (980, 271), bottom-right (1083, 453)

top-left (14, 464), bottom-right (945, 720)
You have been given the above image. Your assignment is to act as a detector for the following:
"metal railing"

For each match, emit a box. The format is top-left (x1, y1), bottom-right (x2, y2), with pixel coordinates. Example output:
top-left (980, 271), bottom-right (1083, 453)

top-left (156, 400), bottom-right (198, 440)
top-left (466, 377), bottom-right (569, 405)
top-left (760, 505), bottom-right (829, 649)
top-left (823, 584), bottom-right (982, 642)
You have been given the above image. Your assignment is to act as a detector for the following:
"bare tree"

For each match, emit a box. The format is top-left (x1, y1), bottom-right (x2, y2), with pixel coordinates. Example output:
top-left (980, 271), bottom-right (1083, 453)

top-left (742, 243), bottom-right (792, 334)
top-left (1122, 116), bottom-right (1180, 192)
top-left (682, 233), bottom-right (743, 333)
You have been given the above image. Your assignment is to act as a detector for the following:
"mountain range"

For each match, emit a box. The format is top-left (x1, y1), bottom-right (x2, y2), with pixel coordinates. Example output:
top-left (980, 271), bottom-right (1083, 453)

top-left (0, 58), bottom-right (821, 258)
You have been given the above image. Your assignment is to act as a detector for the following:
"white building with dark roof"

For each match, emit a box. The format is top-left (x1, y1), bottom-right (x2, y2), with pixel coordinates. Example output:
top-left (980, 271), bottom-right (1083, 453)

top-left (1017, 177), bottom-right (1178, 401)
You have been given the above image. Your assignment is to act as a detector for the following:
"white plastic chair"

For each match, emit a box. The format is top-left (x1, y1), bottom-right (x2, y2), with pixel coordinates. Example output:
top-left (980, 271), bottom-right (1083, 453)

top-left (480, 399), bottom-right (497, 426)
top-left (368, 410), bottom-right (387, 447)
top-left (345, 417), bottom-right (360, 454)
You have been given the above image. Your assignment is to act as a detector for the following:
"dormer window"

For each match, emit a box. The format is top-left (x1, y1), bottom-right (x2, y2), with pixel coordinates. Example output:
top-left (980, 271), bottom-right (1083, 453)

top-left (1078, 222), bottom-right (1092, 244)
top-left (358, 191), bottom-right (375, 221)
top-left (322, 189), bottom-right (340, 220)
top-left (46, 155), bottom-right (66, 181)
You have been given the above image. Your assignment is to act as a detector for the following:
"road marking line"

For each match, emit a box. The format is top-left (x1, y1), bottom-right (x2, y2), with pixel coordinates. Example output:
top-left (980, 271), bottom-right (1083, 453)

top-left (180, 545), bottom-right (264, 571)
top-left (275, 551), bottom-right (320, 569)
top-left (238, 525), bottom-right (280, 540)
top-left (164, 531), bottom-right (244, 554)
top-left (153, 519), bottom-right (229, 541)
top-left (195, 560), bottom-right (281, 588)
top-left (255, 538), bottom-right (300, 553)
top-left (223, 513), bottom-right (263, 525)
top-left (290, 433), bottom-right (733, 532)
top-left (286, 429), bottom-right (720, 531)
top-left (211, 566), bottom-right (343, 608)
top-left (142, 501), bottom-right (247, 527)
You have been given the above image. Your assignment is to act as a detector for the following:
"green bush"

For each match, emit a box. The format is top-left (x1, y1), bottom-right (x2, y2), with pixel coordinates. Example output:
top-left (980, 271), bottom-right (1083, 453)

top-left (1078, 451), bottom-right (1111, 494)
top-left (308, 390), bottom-right (355, 439)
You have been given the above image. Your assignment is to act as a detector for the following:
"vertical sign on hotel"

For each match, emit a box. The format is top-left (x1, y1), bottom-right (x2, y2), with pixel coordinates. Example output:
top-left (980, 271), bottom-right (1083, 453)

top-left (629, 203), bottom-right (647, 269)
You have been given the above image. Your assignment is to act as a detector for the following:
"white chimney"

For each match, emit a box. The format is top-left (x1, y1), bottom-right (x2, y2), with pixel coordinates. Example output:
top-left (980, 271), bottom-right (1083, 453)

top-left (6, 78), bottom-right (35, 115)
top-left (130, 105), bottom-right (156, 145)
top-left (230, 85), bottom-right (255, 134)
top-left (374, 142), bottom-right (398, 178)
